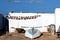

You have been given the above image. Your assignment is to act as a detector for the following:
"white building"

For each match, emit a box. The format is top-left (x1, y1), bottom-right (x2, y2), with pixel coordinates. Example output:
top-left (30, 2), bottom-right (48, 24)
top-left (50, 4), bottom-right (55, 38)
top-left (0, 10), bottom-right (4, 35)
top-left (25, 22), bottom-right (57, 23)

top-left (8, 8), bottom-right (60, 33)
top-left (55, 8), bottom-right (60, 32)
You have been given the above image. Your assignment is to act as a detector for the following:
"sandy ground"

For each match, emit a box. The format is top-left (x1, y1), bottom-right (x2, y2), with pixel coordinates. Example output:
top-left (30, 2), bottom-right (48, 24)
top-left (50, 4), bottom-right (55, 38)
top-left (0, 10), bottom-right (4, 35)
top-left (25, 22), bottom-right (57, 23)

top-left (0, 32), bottom-right (60, 40)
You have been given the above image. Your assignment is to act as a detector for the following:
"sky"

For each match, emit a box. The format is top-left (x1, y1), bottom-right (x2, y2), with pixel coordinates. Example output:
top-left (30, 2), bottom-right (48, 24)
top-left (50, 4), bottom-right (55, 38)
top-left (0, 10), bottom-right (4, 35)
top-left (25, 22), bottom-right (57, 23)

top-left (0, 0), bottom-right (60, 15)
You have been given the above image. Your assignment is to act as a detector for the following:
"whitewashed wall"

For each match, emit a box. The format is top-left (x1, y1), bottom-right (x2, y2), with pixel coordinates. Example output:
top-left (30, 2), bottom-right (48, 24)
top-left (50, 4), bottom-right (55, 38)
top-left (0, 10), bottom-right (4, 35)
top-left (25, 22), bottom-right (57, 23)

top-left (55, 8), bottom-right (60, 32)
top-left (9, 12), bottom-right (55, 33)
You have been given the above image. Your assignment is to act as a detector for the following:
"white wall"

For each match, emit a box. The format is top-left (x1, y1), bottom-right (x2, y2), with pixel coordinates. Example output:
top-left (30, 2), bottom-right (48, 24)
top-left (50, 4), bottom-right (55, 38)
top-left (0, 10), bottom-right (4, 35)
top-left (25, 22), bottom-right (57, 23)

top-left (55, 8), bottom-right (60, 32)
top-left (9, 13), bottom-right (55, 33)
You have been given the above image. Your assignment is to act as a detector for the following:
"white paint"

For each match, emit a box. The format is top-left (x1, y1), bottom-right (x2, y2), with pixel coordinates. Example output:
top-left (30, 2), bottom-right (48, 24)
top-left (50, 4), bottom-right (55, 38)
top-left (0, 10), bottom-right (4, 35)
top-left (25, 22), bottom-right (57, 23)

top-left (55, 8), bottom-right (60, 32)
top-left (8, 12), bottom-right (55, 33)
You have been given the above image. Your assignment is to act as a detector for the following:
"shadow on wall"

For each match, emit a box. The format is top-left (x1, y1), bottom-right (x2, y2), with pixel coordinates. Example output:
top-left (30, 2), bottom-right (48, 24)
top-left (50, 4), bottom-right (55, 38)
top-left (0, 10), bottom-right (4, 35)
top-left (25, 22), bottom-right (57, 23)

top-left (4, 16), bottom-right (9, 32)
top-left (57, 26), bottom-right (60, 32)
top-left (57, 26), bottom-right (60, 38)
top-left (0, 15), bottom-right (8, 36)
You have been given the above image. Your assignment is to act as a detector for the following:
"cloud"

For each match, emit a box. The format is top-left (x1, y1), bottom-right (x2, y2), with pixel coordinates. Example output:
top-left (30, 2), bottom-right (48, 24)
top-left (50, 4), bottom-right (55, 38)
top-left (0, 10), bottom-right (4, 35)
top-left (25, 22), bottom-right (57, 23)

top-left (30, 0), bottom-right (43, 3)
top-left (7, 0), bottom-right (43, 3)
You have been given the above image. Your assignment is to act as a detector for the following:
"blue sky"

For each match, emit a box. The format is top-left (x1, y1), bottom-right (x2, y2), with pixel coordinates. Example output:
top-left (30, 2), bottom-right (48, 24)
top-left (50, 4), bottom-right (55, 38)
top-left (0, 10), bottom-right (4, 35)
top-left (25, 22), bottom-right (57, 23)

top-left (0, 0), bottom-right (60, 15)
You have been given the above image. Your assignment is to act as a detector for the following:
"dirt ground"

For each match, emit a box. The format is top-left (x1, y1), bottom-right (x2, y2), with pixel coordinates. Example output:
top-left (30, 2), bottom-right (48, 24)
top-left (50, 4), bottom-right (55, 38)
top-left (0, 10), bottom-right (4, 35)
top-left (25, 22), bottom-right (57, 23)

top-left (0, 32), bottom-right (60, 40)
